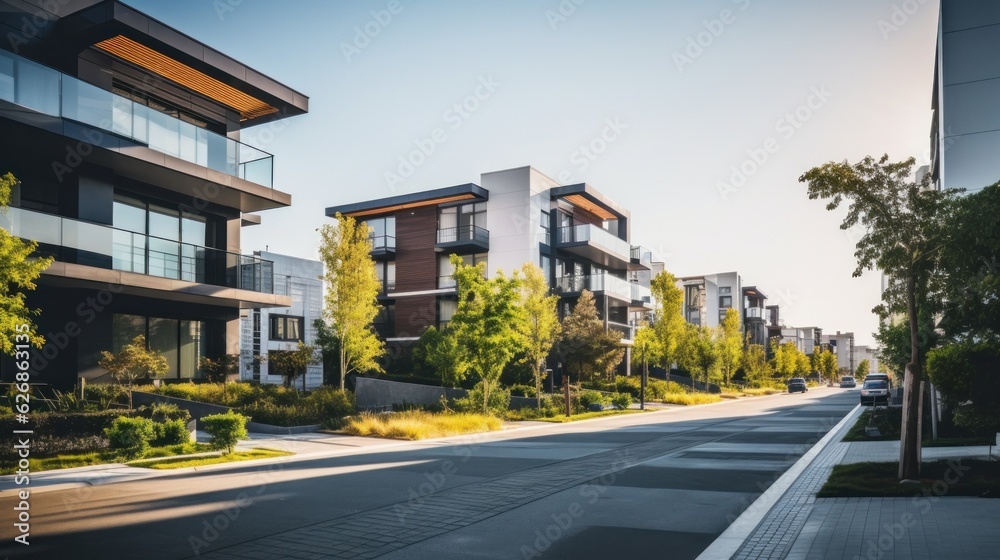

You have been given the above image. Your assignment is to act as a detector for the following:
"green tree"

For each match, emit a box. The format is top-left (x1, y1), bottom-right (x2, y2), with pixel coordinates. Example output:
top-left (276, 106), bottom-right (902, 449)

top-left (413, 325), bottom-right (466, 388)
top-left (796, 351), bottom-right (811, 376)
top-left (449, 255), bottom-right (525, 414)
top-left (743, 344), bottom-right (772, 388)
top-left (518, 262), bottom-right (560, 409)
top-left (98, 335), bottom-right (169, 408)
top-left (267, 341), bottom-right (320, 391)
top-left (649, 270), bottom-right (685, 381)
top-left (0, 172), bottom-right (53, 354)
top-left (319, 213), bottom-right (385, 390)
top-left (800, 155), bottom-right (959, 480)
top-left (770, 340), bottom-right (801, 380)
top-left (198, 354), bottom-right (240, 383)
top-left (717, 308), bottom-right (744, 387)
top-left (677, 324), bottom-right (719, 389)
top-left (855, 359), bottom-right (871, 378)
top-left (812, 346), bottom-right (839, 381)
top-left (938, 182), bottom-right (1000, 342)
top-left (556, 290), bottom-right (625, 383)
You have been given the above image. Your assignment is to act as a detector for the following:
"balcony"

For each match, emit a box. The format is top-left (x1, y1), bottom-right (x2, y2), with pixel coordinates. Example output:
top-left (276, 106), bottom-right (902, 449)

top-left (556, 224), bottom-right (630, 270)
top-left (630, 282), bottom-right (653, 309)
top-left (438, 275), bottom-right (457, 290)
top-left (745, 306), bottom-right (765, 321)
top-left (436, 225), bottom-right (489, 253)
top-left (2, 207), bottom-right (274, 294)
top-left (554, 273), bottom-right (632, 303)
top-left (369, 235), bottom-right (396, 259)
top-left (0, 50), bottom-right (274, 187)
top-left (607, 321), bottom-right (634, 342)
top-left (629, 246), bottom-right (653, 271)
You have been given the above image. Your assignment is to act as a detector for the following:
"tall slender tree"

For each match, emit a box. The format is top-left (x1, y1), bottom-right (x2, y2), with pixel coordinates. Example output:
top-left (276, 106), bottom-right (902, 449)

top-left (449, 255), bottom-right (525, 414)
top-left (717, 308), bottom-right (744, 387)
top-left (0, 173), bottom-right (53, 354)
top-left (649, 270), bottom-right (685, 382)
top-left (801, 154), bottom-right (959, 479)
top-left (319, 213), bottom-right (384, 390)
top-left (557, 290), bottom-right (625, 383)
top-left (518, 263), bottom-right (560, 409)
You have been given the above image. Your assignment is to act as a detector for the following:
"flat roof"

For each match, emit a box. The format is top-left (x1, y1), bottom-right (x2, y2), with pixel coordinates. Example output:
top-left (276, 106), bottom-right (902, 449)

top-left (325, 184), bottom-right (488, 218)
top-left (40, 0), bottom-right (308, 124)
top-left (550, 183), bottom-right (630, 221)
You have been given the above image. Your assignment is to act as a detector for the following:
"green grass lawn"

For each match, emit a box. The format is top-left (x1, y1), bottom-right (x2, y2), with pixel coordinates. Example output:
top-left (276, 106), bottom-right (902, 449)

top-left (2, 443), bottom-right (212, 475)
top-left (818, 460), bottom-right (1000, 498)
top-left (138, 448), bottom-right (291, 470)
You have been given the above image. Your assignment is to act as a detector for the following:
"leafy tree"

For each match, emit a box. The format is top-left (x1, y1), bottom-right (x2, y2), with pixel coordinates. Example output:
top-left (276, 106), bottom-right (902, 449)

top-left (874, 312), bottom-right (938, 382)
top-left (556, 290), bottom-right (624, 383)
top-left (649, 270), bottom-right (685, 381)
top-left (800, 155), bottom-right (959, 480)
top-left (717, 308), bottom-right (744, 387)
top-left (633, 324), bottom-right (656, 407)
top-left (267, 341), bottom-right (320, 390)
top-left (0, 172), bottom-right (53, 354)
top-left (449, 255), bottom-right (525, 414)
top-left (677, 324), bottom-right (718, 389)
top-left (855, 359), bottom-right (871, 378)
top-left (938, 182), bottom-right (1000, 342)
top-left (812, 346), bottom-right (839, 381)
top-left (319, 213), bottom-right (385, 390)
top-left (770, 340), bottom-right (800, 380)
top-left (927, 341), bottom-right (1000, 435)
top-left (199, 354), bottom-right (240, 383)
top-left (98, 335), bottom-right (168, 408)
top-left (413, 325), bottom-right (466, 388)
top-left (743, 344), bottom-right (772, 388)
top-left (518, 263), bottom-right (560, 409)
top-left (796, 351), bottom-right (811, 376)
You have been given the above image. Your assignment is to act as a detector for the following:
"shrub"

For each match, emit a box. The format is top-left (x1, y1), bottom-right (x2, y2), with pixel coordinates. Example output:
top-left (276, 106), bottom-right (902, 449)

top-left (137, 402), bottom-right (191, 424)
top-left (304, 386), bottom-right (356, 421)
top-left (152, 419), bottom-right (191, 446)
top-left (83, 383), bottom-right (132, 406)
top-left (201, 412), bottom-right (248, 453)
top-left (508, 384), bottom-right (537, 398)
top-left (611, 392), bottom-right (632, 410)
top-left (105, 417), bottom-right (155, 458)
top-left (237, 402), bottom-right (317, 427)
top-left (342, 411), bottom-right (502, 440)
top-left (579, 390), bottom-right (610, 410)
top-left (452, 382), bottom-right (510, 415)
top-left (664, 393), bottom-right (723, 406)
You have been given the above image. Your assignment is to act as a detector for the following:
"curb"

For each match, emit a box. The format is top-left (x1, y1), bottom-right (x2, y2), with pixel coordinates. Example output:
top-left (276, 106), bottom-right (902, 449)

top-left (696, 402), bottom-right (863, 560)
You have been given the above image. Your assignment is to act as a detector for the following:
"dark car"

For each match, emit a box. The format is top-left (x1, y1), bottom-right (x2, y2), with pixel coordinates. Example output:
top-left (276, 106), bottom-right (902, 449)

top-left (864, 373), bottom-right (892, 389)
top-left (860, 379), bottom-right (889, 406)
top-left (840, 376), bottom-right (856, 388)
top-left (787, 378), bottom-right (808, 393)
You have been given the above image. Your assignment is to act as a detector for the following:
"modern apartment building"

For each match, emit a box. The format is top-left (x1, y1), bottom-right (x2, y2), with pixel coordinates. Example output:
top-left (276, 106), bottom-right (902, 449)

top-left (854, 345), bottom-right (880, 375)
top-left (930, 0), bottom-right (1000, 194)
top-left (0, 0), bottom-right (307, 389)
top-left (743, 286), bottom-right (768, 346)
top-left (325, 166), bottom-right (657, 371)
top-left (240, 252), bottom-right (324, 390)
top-left (822, 331), bottom-right (857, 373)
top-left (676, 271), bottom-right (743, 329)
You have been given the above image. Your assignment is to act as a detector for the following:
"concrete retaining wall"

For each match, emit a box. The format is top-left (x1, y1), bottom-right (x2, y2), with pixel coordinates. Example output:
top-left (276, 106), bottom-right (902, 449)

top-left (132, 391), bottom-right (319, 433)
top-left (356, 377), bottom-right (545, 411)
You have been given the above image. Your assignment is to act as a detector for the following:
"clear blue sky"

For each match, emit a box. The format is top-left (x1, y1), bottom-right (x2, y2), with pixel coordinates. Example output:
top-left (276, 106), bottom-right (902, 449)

top-left (123, 0), bottom-right (940, 346)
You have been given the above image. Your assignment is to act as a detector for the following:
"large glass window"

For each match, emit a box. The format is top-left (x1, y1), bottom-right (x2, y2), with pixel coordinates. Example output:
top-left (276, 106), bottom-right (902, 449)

top-left (439, 203), bottom-right (486, 240)
top-left (439, 298), bottom-right (458, 327)
top-left (179, 320), bottom-right (202, 379)
top-left (375, 261), bottom-right (396, 292)
top-left (112, 198), bottom-right (147, 273)
top-left (438, 253), bottom-right (486, 288)
top-left (148, 205), bottom-right (180, 279)
top-left (269, 315), bottom-right (304, 341)
top-left (180, 213), bottom-right (206, 282)
top-left (15, 58), bottom-right (60, 116)
top-left (365, 216), bottom-right (396, 249)
top-left (148, 317), bottom-right (179, 378)
top-left (0, 52), bottom-right (14, 102)
top-left (112, 314), bottom-right (205, 379)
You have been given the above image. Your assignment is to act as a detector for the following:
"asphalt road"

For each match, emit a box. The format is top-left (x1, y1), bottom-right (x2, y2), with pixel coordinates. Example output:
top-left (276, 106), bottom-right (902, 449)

top-left (0, 387), bottom-right (858, 560)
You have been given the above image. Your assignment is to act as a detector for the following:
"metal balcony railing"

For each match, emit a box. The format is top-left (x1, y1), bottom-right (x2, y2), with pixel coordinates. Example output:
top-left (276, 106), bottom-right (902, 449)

top-left (436, 225), bottom-right (489, 245)
top-left (555, 273), bottom-right (632, 303)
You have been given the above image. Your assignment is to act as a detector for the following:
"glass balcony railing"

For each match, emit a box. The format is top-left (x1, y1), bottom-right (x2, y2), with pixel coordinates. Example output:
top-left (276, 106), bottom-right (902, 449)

top-left (436, 225), bottom-right (489, 245)
top-left (630, 282), bottom-right (652, 304)
top-left (607, 321), bottom-right (634, 341)
top-left (438, 275), bottom-right (457, 289)
top-left (557, 224), bottom-right (630, 259)
top-left (555, 273), bottom-right (632, 303)
top-left (1, 207), bottom-right (274, 293)
top-left (745, 306), bottom-right (765, 319)
top-left (0, 50), bottom-right (274, 187)
top-left (369, 234), bottom-right (396, 251)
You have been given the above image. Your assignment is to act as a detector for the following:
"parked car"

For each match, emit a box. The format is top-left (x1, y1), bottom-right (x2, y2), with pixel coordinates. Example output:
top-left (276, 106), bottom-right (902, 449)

top-left (864, 373), bottom-right (893, 389)
top-left (860, 379), bottom-right (889, 406)
top-left (840, 376), bottom-right (856, 388)
top-left (787, 378), bottom-right (808, 393)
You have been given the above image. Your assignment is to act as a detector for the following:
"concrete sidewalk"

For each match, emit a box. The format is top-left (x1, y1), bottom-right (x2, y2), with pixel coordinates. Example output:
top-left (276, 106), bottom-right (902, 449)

top-left (701, 408), bottom-right (1000, 560)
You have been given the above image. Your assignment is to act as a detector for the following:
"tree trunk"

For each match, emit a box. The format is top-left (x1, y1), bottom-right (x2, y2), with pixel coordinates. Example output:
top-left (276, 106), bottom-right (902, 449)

top-left (898, 272), bottom-right (922, 480)
top-left (339, 344), bottom-right (346, 392)
top-left (535, 362), bottom-right (542, 411)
